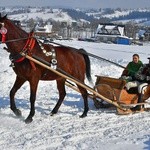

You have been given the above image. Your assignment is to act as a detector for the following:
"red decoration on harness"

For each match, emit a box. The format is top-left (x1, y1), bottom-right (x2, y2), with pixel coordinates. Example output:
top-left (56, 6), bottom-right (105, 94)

top-left (21, 32), bottom-right (36, 70)
top-left (0, 27), bottom-right (7, 43)
top-left (15, 57), bottom-right (25, 63)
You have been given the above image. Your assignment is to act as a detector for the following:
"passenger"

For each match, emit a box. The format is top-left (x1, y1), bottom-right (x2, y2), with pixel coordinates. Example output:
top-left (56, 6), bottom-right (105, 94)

top-left (120, 54), bottom-right (144, 111)
top-left (121, 54), bottom-right (143, 89)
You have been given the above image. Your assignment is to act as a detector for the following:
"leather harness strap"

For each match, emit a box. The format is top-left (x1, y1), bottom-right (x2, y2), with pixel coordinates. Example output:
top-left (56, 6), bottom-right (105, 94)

top-left (16, 33), bottom-right (36, 70)
top-left (0, 23), bottom-right (36, 70)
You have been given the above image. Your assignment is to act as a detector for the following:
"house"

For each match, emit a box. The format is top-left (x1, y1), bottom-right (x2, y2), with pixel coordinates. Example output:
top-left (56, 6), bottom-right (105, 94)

top-left (138, 29), bottom-right (146, 41)
top-left (34, 23), bottom-right (55, 38)
top-left (144, 28), bottom-right (150, 41)
top-left (95, 23), bottom-right (131, 45)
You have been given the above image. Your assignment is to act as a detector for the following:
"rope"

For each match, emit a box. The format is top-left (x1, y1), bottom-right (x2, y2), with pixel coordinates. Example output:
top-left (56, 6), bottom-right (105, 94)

top-left (0, 37), bottom-right (29, 44)
top-left (0, 35), bottom-right (125, 69)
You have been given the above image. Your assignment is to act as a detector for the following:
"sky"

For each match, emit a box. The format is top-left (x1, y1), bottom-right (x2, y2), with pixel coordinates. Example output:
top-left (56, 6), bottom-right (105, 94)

top-left (0, 0), bottom-right (150, 9)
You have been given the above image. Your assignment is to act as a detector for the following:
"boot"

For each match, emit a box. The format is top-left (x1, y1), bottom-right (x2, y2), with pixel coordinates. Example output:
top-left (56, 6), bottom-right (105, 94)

top-left (131, 93), bottom-right (143, 111)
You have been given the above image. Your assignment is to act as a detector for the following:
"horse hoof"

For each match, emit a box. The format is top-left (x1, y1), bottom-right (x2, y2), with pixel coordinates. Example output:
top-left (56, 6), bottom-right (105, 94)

top-left (50, 112), bottom-right (56, 116)
top-left (50, 112), bottom-right (53, 116)
top-left (25, 117), bottom-right (33, 124)
top-left (80, 114), bottom-right (87, 118)
top-left (50, 110), bottom-right (57, 116)
top-left (14, 109), bottom-right (22, 117)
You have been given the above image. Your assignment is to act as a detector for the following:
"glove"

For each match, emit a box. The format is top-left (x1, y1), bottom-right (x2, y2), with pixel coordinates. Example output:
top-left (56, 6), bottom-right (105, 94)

top-left (120, 76), bottom-right (127, 80)
top-left (135, 74), bottom-right (141, 80)
top-left (121, 76), bottom-right (132, 81)
top-left (135, 74), bottom-right (145, 81)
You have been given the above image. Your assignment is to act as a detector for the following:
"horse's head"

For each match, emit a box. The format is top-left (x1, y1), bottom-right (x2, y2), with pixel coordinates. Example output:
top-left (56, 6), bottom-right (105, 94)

top-left (0, 13), bottom-right (28, 44)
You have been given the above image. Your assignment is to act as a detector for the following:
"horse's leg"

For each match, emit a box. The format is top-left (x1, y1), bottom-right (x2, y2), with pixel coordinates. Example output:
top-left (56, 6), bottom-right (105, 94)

top-left (77, 86), bottom-right (89, 118)
top-left (51, 79), bottom-right (66, 116)
top-left (25, 79), bottom-right (39, 124)
top-left (10, 76), bottom-right (26, 117)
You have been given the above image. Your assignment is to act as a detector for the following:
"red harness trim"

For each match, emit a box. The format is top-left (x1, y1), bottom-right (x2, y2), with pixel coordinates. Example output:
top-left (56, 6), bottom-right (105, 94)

top-left (15, 57), bottom-right (25, 63)
top-left (22, 32), bottom-right (35, 52)
top-left (16, 32), bottom-right (36, 70)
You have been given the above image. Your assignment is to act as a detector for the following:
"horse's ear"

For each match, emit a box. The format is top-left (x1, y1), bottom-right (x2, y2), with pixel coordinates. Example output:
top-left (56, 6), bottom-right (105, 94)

top-left (3, 14), bottom-right (7, 19)
top-left (0, 14), bottom-right (7, 20)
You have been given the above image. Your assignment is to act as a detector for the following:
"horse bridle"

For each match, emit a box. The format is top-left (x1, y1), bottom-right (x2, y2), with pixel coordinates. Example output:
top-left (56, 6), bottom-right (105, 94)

top-left (0, 22), bottom-right (7, 43)
top-left (0, 21), bottom-right (57, 69)
top-left (0, 22), bottom-right (31, 44)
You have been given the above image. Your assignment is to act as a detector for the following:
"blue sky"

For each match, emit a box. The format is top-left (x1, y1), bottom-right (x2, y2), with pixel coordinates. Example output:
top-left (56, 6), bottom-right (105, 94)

top-left (0, 0), bottom-right (150, 9)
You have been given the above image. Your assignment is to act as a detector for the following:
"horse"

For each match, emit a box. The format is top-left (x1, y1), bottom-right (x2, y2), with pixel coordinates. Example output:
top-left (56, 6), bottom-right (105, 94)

top-left (0, 14), bottom-right (92, 123)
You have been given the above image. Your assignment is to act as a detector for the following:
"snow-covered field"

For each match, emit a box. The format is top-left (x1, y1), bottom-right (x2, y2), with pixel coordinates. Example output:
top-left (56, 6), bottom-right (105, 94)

top-left (0, 40), bottom-right (150, 150)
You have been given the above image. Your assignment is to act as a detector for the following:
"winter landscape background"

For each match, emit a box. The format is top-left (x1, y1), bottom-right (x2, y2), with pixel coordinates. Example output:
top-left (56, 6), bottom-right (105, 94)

top-left (0, 5), bottom-right (150, 150)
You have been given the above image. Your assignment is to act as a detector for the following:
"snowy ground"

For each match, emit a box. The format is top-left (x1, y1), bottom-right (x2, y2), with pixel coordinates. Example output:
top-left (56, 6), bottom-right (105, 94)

top-left (0, 40), bottom-right (150, 150)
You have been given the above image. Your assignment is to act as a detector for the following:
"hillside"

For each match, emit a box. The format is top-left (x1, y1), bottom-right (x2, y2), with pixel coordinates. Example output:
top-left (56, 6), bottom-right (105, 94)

top-left (1, 6), bottom-right (150, 26)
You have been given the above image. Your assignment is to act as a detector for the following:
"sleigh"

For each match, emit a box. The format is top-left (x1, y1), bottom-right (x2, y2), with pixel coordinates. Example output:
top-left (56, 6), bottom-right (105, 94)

top-left (93, 75), bottom-right (150, 114)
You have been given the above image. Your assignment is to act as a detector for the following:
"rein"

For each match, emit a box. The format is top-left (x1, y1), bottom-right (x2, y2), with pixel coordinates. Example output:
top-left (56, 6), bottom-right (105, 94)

top-left (50, 41), bottom-right (126, 69)
top-left (0, 37), bottom-right (30, 44)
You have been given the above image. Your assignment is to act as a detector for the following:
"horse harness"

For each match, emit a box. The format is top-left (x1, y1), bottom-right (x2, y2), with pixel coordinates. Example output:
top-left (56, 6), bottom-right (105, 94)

top-left (9, 33), bottom-right (36, 69)
top-left (9, 38), bottom-right (57, 70)
top-left (37, 40), bottom-right (57, 69)
top-left (0, 22), bottom-right (7, 43)
top-left (0, 23), bottom-right (57, 70)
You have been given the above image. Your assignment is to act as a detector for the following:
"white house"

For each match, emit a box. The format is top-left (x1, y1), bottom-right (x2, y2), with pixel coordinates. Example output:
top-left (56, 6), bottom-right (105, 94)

top-left (35, 24), bottom-right (53, 33)
top-left (35, 23), bottom-right (54, 38)
top-left (95, 23), bottom-right (131, 45)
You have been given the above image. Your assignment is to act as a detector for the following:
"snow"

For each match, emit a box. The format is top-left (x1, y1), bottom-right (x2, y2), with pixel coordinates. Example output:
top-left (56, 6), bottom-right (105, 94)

top-left (103, 10), bottom-right (131, 19)
top-left (0, 40), bottom-right (150, 150)
top-left (8, 8), bottom-right (76, 23)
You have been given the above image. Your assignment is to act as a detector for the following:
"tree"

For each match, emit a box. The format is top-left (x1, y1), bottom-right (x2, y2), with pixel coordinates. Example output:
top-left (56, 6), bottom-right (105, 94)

top-left (125, 21), bottom-right (139, 38)
top-left (28, 18), bottom-right (35, 31)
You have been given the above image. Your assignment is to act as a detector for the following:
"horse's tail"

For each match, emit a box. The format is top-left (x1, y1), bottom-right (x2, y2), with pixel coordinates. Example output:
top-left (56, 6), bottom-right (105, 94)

top-left (79, 48), bottom-right (92, 82)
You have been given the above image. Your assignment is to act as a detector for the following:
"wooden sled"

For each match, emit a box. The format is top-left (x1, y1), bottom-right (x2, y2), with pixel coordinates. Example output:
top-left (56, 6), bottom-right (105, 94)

top-left (94, 75), bottom-right (150, 115)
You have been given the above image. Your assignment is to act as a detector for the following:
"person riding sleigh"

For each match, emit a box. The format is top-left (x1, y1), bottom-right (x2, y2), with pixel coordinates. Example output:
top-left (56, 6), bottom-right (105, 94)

top-left (121, 56), bottom-right (150, 111)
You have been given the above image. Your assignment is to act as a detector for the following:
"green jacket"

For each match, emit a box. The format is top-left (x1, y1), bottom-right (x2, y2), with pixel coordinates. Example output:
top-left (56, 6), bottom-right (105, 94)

top-left (122, 60), bottom-right (143, 78)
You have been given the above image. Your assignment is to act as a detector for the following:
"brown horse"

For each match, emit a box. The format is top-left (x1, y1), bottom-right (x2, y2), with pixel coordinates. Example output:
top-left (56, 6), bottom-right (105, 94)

top-left (0, 14), bottom-right (92, 123)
